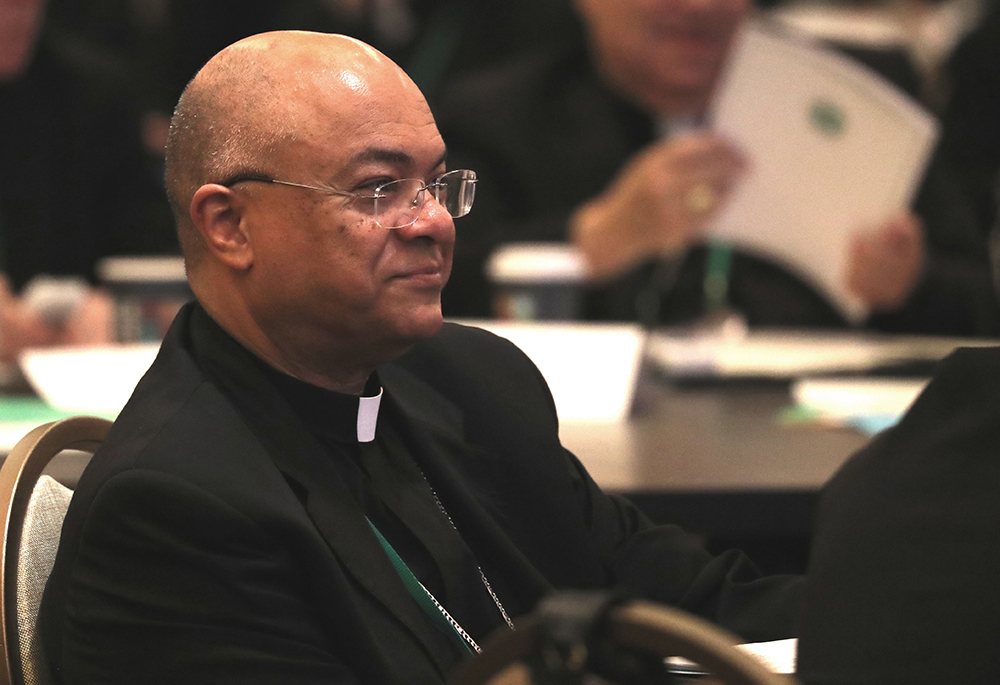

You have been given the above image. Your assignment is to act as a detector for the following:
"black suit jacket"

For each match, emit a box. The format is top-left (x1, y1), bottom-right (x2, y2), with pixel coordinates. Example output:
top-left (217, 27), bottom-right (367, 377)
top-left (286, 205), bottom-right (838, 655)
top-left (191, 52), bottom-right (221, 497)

top-left (41, 304), bottom-right (800, 684)
top-left (797, 346), bottom-right (1000, 683)
top-left (436, 35), bottom-right (997, 334)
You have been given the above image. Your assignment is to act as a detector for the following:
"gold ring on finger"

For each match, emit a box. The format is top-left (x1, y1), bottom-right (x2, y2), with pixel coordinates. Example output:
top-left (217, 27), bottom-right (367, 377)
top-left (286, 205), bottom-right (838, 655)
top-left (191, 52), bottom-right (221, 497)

top-left (685, 184), bottom-right (716, 215)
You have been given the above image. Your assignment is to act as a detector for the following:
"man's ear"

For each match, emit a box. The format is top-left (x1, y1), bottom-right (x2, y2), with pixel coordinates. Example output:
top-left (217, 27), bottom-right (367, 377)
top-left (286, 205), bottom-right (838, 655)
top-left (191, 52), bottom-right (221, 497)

top-left (190, 184), bottom-right (254, 270)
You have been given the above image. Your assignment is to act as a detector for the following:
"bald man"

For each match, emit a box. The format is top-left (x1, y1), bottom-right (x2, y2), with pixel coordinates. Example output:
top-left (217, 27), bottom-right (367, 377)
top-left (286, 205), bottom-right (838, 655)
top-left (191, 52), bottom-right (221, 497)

top-left (40, 32), bottom-right (799, 684)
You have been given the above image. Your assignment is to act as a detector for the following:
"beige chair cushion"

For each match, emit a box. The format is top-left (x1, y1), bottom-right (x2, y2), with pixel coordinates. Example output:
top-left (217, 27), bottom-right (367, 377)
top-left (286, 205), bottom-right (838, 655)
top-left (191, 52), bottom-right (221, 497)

top-left (16, 475), bottom-right (72, 685)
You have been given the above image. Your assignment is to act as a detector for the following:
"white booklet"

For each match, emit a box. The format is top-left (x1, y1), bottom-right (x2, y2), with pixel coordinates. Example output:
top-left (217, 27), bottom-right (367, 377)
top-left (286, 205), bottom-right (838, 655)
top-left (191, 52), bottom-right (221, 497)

top-left (707, 22), bottom-right (939, 322)
top-left (666, 637), bottom-right (797, 676)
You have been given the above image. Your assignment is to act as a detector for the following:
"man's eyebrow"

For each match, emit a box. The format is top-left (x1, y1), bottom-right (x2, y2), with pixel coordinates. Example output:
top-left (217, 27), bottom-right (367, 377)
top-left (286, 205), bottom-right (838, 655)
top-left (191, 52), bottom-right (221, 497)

top-left (350, 148), bottom-right (412, 166)
top-left (349, 148), bottom-right (449, 169)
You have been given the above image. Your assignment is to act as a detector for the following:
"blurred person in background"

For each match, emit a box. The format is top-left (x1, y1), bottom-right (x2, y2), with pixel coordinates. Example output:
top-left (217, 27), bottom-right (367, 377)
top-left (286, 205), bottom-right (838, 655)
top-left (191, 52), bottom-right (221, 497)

top-left (271, 0), bottom-right (578, 103)
top-left (939, 0), bottom-right (1000, 236)
top-left (437, 0), bottom-right (997, 335)
top-left (0, 0), bottom-right (177, 364)
top-left (46, 0), bottom-right (578, 162)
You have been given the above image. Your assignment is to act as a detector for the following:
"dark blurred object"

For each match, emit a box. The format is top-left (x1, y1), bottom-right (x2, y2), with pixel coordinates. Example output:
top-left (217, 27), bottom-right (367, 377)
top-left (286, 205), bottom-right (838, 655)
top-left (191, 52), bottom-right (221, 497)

top-left (277, 0), bottom-right (579, 103)
top-left (47, 0), bottom-right (578, 116)
top-left (0, 23), bottom-right (177, 292)
top-left (939, 0), bottom-right (1000, 234)
top-left (834, 44), bottom-right (923, 101)
top-left (797, 346), bottom-right (1000, 684)
top-left (276, 0), bottom-right (578, 106)
top-left (449, 591), bottom-right (795, 685)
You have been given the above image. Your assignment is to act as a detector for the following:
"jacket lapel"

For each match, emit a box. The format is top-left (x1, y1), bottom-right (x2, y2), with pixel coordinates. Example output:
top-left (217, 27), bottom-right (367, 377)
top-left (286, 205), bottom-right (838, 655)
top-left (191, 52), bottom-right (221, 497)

top-left (379, 363), bottom-right (554, 617)
top-left (185, 306), bottom-right (458, 675)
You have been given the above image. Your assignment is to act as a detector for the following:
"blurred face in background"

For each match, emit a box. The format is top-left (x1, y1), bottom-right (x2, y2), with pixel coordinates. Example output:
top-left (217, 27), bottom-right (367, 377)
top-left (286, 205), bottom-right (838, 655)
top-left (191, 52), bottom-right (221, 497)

top-left (575, 0), bottom-right (748, 116)
top-left (0, 0), bottom-right (46, 80)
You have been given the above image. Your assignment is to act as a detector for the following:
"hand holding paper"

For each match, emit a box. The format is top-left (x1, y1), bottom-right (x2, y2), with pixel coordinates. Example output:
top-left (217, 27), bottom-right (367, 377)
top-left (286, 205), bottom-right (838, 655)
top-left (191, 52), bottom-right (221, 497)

top-left (847, 211), bottom-right (926, 311)
top-left (572, 133), bottom-right (747, 281)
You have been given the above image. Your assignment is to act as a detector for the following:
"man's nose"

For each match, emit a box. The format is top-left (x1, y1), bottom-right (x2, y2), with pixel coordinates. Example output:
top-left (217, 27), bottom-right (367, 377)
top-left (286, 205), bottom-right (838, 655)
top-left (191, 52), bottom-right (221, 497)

top-left (394, 192), bottom-right (455, 242)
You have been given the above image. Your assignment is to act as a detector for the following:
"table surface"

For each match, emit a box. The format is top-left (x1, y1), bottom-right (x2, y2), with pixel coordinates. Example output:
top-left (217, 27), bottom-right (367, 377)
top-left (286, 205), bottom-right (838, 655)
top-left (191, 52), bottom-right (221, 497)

top-left (560, 377), bottom-right (871, 494)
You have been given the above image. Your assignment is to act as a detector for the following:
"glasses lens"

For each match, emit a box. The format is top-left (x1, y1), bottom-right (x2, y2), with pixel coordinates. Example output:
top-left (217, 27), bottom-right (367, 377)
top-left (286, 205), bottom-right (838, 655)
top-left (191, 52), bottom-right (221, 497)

top-left (374, 170), bottom-right (477, 228)
top-left (436, 169), bottom-right (477, 219)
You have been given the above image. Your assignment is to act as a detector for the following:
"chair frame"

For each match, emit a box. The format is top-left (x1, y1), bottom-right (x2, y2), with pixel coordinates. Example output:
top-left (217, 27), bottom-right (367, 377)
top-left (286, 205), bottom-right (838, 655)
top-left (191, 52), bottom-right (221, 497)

top-left (449, 600), bottom-right (798, 685)
top-left (0, 417), bottom-right (112, 685)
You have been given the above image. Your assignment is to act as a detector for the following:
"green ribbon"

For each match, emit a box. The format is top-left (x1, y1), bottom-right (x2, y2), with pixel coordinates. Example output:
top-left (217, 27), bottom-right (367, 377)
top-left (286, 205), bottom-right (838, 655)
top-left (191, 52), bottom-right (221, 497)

top-left (704, 240), bottom-right (734, 313)
top-left (366, 517), bottom-right (474, 654)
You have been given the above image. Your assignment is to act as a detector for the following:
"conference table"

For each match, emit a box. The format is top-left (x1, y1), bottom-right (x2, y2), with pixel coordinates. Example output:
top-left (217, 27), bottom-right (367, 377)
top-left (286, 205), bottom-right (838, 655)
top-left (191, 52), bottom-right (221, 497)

top-left (558, 374), bottom-right (872, 573)
top-left (562, 377), bottom-right (869, 494)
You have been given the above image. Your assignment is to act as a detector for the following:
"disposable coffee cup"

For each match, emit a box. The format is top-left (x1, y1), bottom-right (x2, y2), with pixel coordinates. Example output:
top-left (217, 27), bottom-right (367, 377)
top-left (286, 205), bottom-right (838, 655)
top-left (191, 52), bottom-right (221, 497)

top-left (98, 256), bottom-right (192, 341)
top-left (486, 243), bottom-right (586, 320)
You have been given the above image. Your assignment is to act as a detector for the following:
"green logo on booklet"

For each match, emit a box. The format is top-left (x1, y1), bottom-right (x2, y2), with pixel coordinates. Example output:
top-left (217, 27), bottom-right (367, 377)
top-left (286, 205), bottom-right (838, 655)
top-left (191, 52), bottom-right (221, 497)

top-left (809, 99), bottom-right (846, 137)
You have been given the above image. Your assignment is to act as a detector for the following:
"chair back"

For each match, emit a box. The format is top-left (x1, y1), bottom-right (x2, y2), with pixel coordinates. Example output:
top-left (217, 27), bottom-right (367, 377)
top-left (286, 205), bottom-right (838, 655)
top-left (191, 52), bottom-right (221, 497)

top-left (450, 599), bottom-right (799, 685)
top-left (0, 417), bottom-right (112, 685)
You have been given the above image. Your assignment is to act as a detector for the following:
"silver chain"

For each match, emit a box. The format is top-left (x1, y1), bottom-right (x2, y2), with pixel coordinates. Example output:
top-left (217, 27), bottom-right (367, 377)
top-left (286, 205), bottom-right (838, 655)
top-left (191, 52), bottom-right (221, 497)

top-left (416, 578), bottom-right (483, 653)
top-left (419, 469), bottom-right (516, 632)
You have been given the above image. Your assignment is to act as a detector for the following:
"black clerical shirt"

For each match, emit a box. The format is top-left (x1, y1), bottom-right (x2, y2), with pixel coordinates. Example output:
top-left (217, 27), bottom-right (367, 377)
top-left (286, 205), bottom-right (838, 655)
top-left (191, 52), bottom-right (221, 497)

top-left (185, 303), bottom-right (508, 647)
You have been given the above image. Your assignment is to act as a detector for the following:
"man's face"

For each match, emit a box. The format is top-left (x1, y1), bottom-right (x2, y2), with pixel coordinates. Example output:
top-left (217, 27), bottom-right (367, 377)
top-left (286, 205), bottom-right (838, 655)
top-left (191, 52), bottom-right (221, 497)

top-left (576, 0), bottom-right (748, 111)
top-left (241, 72), bottom-right (455, 362)
top-left (0, 0), bottom-right (45, 80)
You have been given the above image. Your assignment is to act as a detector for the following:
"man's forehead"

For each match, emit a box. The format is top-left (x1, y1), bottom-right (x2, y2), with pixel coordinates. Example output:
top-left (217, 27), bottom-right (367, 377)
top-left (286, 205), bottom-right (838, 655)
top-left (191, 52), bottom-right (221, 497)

top-left (281, 63), bottom-right (430, 130)
top-left (213, 31), bottom-right (425, 132)
top-left (286, 93), bottom-right (444, 172)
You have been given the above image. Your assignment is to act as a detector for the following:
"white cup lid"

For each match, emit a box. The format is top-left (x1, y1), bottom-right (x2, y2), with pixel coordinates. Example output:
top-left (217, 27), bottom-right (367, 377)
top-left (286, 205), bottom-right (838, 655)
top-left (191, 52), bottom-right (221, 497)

top-left (486, 243), bottom-right (587, 284)
top-left (97, 256), bottom-right (187, 284)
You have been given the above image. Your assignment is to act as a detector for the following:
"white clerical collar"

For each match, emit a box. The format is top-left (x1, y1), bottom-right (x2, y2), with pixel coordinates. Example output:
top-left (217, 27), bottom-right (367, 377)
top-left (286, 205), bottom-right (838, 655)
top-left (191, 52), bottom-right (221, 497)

top-left (357, 386), bottom-right (383, 443)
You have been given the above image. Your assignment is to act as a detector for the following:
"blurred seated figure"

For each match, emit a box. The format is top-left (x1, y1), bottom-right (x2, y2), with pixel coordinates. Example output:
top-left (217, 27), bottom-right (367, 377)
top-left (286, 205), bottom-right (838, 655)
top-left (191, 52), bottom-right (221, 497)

top-left (437, 0), bottom-right (997, 334)
top-left (274, 0), bottom-right (578, 103)
top-left (0, 0), bottom-right (177, 364)
top-left (939, 0), bottom-right (1000, 236)
top-left (49, 0), bottom-right (579, 152)
top-left (795, 343), bottom-right (1000, 683)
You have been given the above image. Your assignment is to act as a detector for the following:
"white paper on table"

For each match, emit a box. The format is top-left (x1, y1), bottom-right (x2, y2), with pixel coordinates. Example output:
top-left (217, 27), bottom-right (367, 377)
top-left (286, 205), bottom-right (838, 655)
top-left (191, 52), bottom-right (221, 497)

top-left (667, 637), bottom-right (797, 675)
top-left (791, 376), bottom-right (929, 419)
top-left (647, 328), bottom-right (892, 378)
top-left (451, 320), bottom-right (645, 423)
top-left (646, 327), bottom-right (1000, 379)
top-left (19, 344), bottom-right (159, 414)
top-left (707, 22), bottom-right (939, 322)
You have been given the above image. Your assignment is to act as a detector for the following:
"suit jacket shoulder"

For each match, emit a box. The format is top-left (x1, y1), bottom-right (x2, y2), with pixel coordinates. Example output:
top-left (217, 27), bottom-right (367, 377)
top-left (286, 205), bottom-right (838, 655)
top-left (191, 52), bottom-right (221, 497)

top-left (798, 346), bottom-right (1000, 683)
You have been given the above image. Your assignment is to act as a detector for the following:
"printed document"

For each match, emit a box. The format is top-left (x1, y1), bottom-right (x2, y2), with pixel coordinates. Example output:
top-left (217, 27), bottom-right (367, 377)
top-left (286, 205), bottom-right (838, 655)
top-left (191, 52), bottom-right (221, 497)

top-left (708, 23), bottom-right (938, 322)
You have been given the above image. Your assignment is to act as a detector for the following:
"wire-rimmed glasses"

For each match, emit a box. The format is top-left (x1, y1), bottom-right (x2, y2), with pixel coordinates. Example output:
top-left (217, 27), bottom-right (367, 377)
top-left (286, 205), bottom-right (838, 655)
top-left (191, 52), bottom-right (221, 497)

top-left (219, 169), bottom-right (477, 229)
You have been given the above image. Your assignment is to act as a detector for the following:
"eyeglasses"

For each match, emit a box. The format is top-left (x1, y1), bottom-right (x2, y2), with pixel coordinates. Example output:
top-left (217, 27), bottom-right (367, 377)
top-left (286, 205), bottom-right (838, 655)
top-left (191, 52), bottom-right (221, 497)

top-left (219, 169), bottom-right (477, 229)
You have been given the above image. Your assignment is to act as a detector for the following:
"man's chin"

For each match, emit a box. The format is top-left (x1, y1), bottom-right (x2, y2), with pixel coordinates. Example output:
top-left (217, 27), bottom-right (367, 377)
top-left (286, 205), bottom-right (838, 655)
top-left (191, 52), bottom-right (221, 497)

top-left (392, 305), bottom-right (444, 344)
